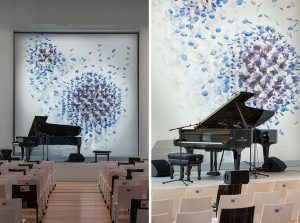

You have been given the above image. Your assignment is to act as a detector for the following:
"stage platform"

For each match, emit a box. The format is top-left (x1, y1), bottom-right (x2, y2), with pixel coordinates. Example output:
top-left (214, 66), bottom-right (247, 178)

top-left (25, 156), bottom-right (131, 182)
top-left (152, 162), bottom-right (300, 189)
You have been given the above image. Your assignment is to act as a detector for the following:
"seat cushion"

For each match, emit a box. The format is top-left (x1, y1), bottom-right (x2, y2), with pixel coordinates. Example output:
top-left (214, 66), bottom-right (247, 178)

top-left (168, 153), bottom-right (204, 165)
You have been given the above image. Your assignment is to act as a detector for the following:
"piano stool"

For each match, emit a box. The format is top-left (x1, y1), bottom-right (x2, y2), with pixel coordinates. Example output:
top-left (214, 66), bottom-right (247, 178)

top-left (168, 153), bottom-right (204, 181)
top-left (93, 150), bottom-right (112, 162)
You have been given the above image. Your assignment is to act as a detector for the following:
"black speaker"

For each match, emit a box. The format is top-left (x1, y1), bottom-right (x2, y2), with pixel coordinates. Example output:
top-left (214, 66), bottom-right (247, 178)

top-left (129, 157), bottom-right (141, 164)
top-left (66, 153), bottom-right (85, 162)
top-left (262, 157), bottom-right (286, 172)
top-left (224, 170), bottom-right (249, 184)
top-left (0, 149), bottom-right (12, 160)
top-left (151, 159), bottom-right (170, 177)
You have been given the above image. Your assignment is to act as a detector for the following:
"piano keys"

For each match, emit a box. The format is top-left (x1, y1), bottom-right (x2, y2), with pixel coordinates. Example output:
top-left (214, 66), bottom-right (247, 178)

top-left (13, 116), bottom-right (82, 161)
top-left (173, 92), bottom-right (277, 174)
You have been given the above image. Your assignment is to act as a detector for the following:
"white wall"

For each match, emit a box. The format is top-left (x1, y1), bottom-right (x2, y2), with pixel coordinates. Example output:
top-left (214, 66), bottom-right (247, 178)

top-left (0, 0), bottom-right (149, 158)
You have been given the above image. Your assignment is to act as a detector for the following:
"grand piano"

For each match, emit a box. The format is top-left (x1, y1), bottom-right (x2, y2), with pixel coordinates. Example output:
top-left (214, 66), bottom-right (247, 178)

top-left (13, 116), bottom-right (82, 161)
top-left (173, 92), bottom-right (277, 175)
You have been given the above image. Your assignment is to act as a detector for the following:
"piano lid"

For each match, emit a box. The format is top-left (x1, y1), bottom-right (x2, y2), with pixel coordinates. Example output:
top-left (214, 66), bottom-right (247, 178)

top-left (195, 92), bottom-right (275, 129)
top-left (28, 116), bottom-right (81, 137)
top-left (28, 116), bottom-right (48, 136)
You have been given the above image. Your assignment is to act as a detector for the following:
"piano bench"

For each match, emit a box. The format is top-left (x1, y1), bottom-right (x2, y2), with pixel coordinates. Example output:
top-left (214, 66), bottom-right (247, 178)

top-left (168, 153), bottom-right (204, 181)
top-left (93, 150), bottom-right (112, 162)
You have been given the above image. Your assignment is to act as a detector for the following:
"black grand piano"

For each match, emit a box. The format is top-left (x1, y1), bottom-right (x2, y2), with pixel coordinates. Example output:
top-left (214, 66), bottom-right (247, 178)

top-left (173, 92), bottom-right (277, 175)
top-left (13, 116), bottom-right (82, 161)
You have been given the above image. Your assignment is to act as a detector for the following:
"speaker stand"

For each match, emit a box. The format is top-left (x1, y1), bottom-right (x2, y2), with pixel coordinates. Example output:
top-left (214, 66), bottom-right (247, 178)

top-left (247, 143), bottom-right (268, 179)
top-left (163, 146), bottom-right (193, 186)
top-left (162, 178), bottom-right (193, 186)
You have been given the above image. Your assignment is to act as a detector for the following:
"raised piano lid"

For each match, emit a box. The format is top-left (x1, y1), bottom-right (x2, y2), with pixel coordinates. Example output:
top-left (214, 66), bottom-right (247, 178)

top-left (28, 116), bottom-right (48, 136)
top-left (28, 116), bottom-right (81, 137)
top-left (195, 91), bottom-right (275, 129)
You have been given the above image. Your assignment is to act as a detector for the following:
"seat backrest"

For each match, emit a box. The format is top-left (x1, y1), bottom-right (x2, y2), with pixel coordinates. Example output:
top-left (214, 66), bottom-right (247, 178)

top-left (0, 198), bottom-right (22, 223)
top-left (246, 181), bottom-right (274, 197)
top-left (253, 190), bottom-right (281, 223)
top-left (216, 184), bottom-right (242, 209)
top-left (5, 171), bottom-right (25, 176)
top-left (113, 179), bottom-right (139, 201)
top-left (0, 208), bottom-right (14, 223)
top-left (131, 172), bottom-right (148, 180)
top-left (285, 189), bottom-right (300, 221)
top-left (185, 185), bottom-right (218, 202)
top-left (152, 199), bottom-right (173, 223)
top-left (0, 167), bottom-right (8, 175)
top-left (219, 206), bottom-right (255, 223)
top-left (116, 185), bottom-right (144, 209)
top-left (0, 175), bottom-right (20, 183)
top-left (260, 203), bottom-right (293, 223)
top-left (136, 209), bottom-right (148, 223)
top-left (179, 196), bottom-right (212, 212)
top-left (8, 168), bottom-right (27, 175)
top-left (0, 184), bottom-right (5, 198)
top-left (139, 179), bottom-right (149, 199)
top-left (152, 213), bottom-right (169, 223)
top-left (152, 187), bottom-right (186, 218)
top-left (176, 210), bottom-right (213, 223)
top-left (0, 179), bottom-right (12, 198)
top-left (273, 180), bottom-right (300, 202)
top-left (217, 193), bottom-right (253, 219)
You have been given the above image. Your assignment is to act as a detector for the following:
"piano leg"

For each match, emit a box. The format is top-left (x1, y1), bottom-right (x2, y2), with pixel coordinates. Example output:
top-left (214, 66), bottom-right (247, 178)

top-left (197, 164), bottom-right (201, 180)
top-left (25, 148), bottom-right (29, 161)
top-left (262, 144), bottom-right (270, 163)
top-left (207, 151), bottom-right (221, 176)
top-left (46, 145), bottom-right (49, 161)
top-left (210, 152), bottom-right (213, 172)
top-left (232, 149), bottom-right (243, 170)
top-left (77, 145), bottom-right (81, 154)
top-left (186, 163), bottom-right (191, 181)
top-left (21, 147), bottom-right (24, 160)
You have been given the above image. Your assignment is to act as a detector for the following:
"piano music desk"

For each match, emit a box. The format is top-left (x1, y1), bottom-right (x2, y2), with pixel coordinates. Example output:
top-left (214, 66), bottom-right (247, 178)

top-left (93, 150), bottom-right (111, 162)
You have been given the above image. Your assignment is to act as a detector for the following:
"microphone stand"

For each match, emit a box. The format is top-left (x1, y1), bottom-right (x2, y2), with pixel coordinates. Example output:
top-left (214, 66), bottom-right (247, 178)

top-left (234, 102), bottom-right (268, 178)
top-left (163, 128), bottom-right (193, 186)
top-left (246, 128), bottom-right (269, 179)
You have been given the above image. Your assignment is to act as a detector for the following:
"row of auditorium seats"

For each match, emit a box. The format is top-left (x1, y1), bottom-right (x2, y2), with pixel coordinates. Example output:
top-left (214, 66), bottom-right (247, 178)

top-left (152, 180), bottom-right (300, 223)
top-left (0, 160), bottom-right (56, 223)
top-left (98, 158), bottom-right (149, 223)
